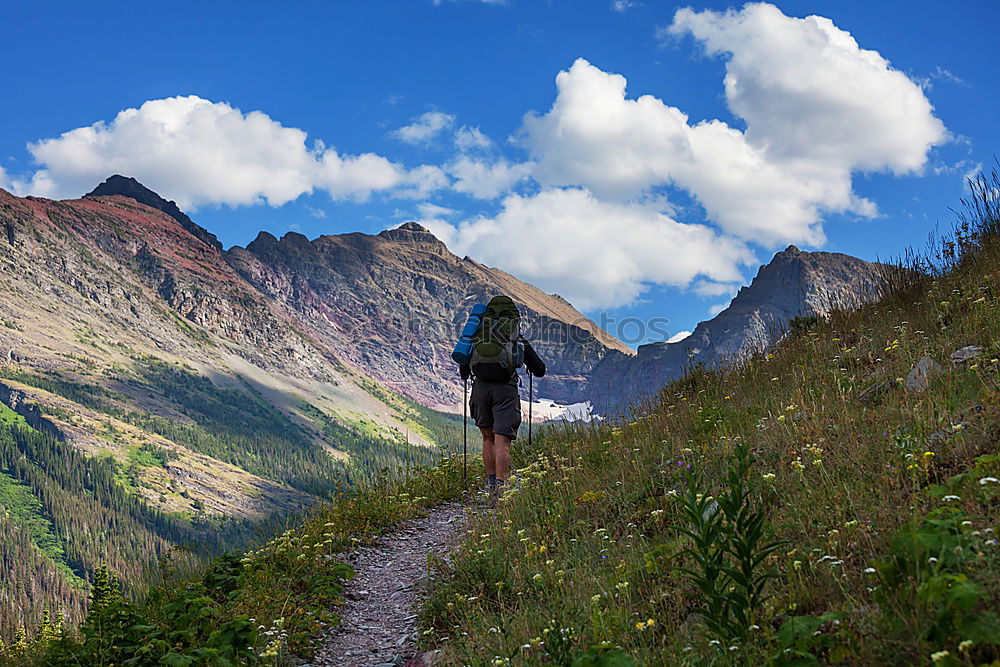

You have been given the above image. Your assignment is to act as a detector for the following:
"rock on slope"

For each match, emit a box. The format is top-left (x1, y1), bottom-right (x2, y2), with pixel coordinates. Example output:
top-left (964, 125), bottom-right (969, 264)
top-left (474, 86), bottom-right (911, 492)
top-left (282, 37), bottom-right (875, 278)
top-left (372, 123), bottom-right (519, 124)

top-left (590, 245), bottom-right (886, 410)
top-left (225, 221), bottom-right (632, 408)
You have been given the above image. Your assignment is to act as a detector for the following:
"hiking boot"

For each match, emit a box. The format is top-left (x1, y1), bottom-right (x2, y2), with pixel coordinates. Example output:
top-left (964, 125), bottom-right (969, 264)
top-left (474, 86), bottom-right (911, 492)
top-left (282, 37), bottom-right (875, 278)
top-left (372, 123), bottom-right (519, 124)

top-left (489, 479), bottom-right (506, 508)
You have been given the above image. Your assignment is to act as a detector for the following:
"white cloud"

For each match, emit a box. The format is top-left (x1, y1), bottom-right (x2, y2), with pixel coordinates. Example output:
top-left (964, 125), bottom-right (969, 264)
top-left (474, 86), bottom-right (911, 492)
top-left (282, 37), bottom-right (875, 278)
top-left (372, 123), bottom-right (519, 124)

top-left (692, 279), bottom-right (740, 297)
top-left (708, 301), bottom-right (731, 316)
top-left (0, 165), bottom-right (8, 191)
top-left (10, 96), bottom-right (438, 208)
top-left (391, 164), bottom-right (450, 200)
top-left (612, 0), bottom-right (639, 12)
top-left (522, 4), bottom-right (945, 247)
top-left (446, 156), bottom-right (533, 199)
top-left (428, 187), bottom-right (754, 309)
top-left (670, 4), bottom-right (945, 173)
top-left (667, 330), bottom-right (692, 343)
top-left (455, 125), bottom-right (493, 151)
top-left (930, 66), bottom-right (966, 87)
top-left (393, 111), bottom-right (456, 144)
top-left (304, 205), bottom-right (326, 219)
top-left (417, 202), bottom-right (457, 218)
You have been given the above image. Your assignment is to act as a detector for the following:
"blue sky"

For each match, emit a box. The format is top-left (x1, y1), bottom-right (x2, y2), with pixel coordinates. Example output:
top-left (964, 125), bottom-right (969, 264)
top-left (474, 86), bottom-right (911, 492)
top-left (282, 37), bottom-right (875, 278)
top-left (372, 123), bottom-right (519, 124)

top-left (2, 1), bottom-right (997, 347)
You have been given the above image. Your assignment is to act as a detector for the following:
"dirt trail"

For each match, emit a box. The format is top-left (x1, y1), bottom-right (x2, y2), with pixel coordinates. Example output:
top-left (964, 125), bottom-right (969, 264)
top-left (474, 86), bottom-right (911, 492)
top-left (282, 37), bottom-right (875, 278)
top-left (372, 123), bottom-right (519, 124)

top-left (312, 501), bottom-right (469, 667)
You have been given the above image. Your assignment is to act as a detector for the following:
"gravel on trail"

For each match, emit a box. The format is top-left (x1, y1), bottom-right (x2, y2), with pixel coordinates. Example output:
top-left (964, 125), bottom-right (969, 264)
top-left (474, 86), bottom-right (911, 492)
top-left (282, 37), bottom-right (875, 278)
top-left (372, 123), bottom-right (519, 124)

top-left (312, 500), bottom-right (471, 667)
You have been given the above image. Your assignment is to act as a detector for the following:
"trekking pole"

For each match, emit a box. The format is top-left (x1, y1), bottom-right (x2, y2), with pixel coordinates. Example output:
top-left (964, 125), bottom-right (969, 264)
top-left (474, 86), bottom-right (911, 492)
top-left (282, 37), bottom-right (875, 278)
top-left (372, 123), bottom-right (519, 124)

top-left (463, 377), bottom-right (468, 484)
top-left (528, 371), bottom-right (533, 450)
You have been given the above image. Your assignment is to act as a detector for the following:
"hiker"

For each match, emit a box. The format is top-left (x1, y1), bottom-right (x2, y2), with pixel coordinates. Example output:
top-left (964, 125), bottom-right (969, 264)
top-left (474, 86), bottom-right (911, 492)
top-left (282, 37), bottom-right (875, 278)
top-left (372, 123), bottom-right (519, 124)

top-left (457, 295), bottom-right (545, 506)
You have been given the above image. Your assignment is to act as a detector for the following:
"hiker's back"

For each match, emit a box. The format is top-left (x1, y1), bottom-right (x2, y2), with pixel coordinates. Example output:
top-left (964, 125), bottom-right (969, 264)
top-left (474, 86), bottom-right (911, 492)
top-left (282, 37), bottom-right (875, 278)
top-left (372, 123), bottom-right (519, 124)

top-left (470, 295), bottom-right (524, 384)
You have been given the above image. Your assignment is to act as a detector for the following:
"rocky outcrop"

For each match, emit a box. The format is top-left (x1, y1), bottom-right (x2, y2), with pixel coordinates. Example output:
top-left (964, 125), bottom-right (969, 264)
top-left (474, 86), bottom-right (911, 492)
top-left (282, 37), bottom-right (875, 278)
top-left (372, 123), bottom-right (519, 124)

top-left (590, 246), bottom-right (886, 410)
top-left (0, 382), bottom-right (62, 437)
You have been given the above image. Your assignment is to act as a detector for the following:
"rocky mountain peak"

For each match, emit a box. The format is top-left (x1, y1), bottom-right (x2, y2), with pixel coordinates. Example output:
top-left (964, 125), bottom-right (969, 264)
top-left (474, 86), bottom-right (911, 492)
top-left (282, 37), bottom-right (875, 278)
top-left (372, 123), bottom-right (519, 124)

top-left (84, 175), bottom-right (222, 252)
top-left (377, 221), bottom-right (442, 244)
top-left (398, 221), bottom-right (431, 233)
top-left (589, 246), bottom-right (886, 409)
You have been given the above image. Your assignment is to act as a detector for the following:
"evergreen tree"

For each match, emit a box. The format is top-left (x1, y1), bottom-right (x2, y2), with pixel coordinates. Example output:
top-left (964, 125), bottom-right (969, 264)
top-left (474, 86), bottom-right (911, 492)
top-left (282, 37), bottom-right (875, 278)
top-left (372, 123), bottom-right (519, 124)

top-left (88, 565), bottom-right (120, 617)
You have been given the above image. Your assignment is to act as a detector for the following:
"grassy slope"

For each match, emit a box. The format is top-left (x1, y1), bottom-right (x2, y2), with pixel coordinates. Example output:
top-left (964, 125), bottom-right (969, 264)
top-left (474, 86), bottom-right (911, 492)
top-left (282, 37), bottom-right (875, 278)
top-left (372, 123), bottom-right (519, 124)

top-left (420, 225), bottom-right (1000, 661)
top-left (0, 402), bottom-right (28, 428)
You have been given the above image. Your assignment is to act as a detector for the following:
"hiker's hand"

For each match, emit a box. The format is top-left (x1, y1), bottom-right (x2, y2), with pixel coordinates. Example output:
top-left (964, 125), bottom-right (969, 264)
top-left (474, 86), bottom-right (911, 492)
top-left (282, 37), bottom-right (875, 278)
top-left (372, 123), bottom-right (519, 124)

top-left (460, 365), bottom-right (471, 381)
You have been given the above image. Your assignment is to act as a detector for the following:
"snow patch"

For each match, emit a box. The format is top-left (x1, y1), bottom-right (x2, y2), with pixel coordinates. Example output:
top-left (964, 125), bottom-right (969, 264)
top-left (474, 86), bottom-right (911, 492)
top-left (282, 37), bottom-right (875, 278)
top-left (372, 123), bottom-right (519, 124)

top-left (523, 398), bottom-right (596, 423)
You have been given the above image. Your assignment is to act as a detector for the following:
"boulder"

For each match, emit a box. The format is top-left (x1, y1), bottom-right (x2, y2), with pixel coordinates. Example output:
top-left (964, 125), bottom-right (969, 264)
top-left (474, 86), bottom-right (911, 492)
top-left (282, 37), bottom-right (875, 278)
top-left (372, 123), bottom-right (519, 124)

top-left (905, 356), bottom-right (944, 392)
top-left (858, 379), bottom-right (894, 404)
top-left (950, 345), bottom-right (983, 365)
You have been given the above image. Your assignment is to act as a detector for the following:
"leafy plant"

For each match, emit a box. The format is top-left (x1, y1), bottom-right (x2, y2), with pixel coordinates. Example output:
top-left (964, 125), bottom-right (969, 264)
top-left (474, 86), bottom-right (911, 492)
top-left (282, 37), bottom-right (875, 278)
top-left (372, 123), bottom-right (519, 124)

top-left (674, 439), bottom-right (787, 643)
top-left (768, 612), bottom-right (850, 665)
top-left (873, 507), bottom-right (1000, 660)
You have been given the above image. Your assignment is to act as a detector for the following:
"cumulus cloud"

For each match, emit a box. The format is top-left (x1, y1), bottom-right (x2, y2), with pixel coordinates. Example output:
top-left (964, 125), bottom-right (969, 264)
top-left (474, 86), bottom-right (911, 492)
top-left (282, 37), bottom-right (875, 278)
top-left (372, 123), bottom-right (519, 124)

top-left (522, 4), bottom-right (945, 246)
top-left (11, 96), bottom-right (439, 208)
top-left (417, 202), bottom-right (457, 218)
top-left (426, 187), bottom-right (753, 309)
top-left (393, 111), bottom-right (456, 144)
top-left (692, 279), bottom-right (740, 297)
top-left (390, 164), bottom-right (450, 200)
top-left (454, 125), bottom-right (493, 151)
top-left (670, 4), bottom-right (945, 172)
top-left (304, 205), bottom-right (327, 219)
top-left (446, 156), bottom-right (533, 199)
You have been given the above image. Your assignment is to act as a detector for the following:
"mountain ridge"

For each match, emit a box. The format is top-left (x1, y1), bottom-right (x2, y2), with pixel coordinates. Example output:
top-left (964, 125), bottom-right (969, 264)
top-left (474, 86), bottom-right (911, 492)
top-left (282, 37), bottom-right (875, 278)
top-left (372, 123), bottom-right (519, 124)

top-left (226, 215), bottom-right (630, 408)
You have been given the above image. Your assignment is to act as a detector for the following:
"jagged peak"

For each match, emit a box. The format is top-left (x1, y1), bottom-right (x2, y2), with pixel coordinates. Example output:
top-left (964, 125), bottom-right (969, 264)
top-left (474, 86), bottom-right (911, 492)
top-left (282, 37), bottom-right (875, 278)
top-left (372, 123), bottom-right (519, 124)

top-left (398, 221), bottom-right (431, 233)
top-left (84, 175), bottom-right (222, 252)
top-left (251, 230), bottom-right (278, 244)
top-left (377, 221), bottom-right (443, 244)
top-left (280, 231), bottom-right (310, 244)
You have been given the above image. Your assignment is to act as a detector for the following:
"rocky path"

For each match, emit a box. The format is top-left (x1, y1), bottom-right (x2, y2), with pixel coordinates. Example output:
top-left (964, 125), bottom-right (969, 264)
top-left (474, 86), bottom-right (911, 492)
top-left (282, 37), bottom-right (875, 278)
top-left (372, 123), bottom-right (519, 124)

top-left (312, 501), bottom-right (469, 667)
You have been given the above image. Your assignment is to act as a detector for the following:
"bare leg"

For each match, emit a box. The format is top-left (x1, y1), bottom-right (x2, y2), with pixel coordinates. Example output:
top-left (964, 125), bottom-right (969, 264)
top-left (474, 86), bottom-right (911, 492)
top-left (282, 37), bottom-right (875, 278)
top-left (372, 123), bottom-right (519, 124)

top-left (480, 427), bottom-right (496, 477)
top-left (494, 434), bottom-right (511, 483)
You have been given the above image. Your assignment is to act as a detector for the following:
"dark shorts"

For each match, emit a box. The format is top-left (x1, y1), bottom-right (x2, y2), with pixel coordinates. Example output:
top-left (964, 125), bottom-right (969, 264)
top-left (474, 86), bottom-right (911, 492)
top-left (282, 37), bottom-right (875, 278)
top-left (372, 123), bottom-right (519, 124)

top-left (470, 380), bottom-right (522, 439)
